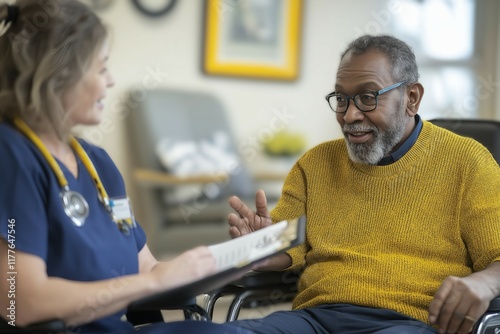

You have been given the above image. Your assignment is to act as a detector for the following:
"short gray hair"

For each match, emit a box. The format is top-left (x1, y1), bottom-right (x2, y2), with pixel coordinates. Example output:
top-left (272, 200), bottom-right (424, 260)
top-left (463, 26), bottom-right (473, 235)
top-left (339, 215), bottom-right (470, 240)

top-left (341, 35), bottom-right (420, 85)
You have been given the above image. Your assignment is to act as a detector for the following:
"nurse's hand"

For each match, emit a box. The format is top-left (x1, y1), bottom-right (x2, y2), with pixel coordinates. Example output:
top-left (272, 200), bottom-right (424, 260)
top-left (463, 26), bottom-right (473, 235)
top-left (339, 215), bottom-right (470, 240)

top-left (228, 189), bottom-right (272, 238)
top-left (149, 246), bottom-right (217, 291)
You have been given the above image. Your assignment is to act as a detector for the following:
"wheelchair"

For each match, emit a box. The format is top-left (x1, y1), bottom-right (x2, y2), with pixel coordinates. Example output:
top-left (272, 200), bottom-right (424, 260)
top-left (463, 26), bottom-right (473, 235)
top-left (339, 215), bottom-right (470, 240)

top-left (3, 118), bottom-right (500, 333)
top-left (203, 119), bottom-right (500, 334)
top-left (204, 270), bottom-right (500, 334)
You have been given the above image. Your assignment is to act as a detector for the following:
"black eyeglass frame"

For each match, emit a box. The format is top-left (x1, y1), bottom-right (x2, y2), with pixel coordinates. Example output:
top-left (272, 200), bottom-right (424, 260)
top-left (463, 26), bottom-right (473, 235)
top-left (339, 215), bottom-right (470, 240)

top-left (325, 81), bottom-right (406, 113)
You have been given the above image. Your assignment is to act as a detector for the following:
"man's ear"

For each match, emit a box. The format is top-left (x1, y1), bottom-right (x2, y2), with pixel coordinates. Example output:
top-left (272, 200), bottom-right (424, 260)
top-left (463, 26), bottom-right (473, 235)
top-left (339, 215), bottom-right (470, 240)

top-left (406, 82), bottom-right (424, 116)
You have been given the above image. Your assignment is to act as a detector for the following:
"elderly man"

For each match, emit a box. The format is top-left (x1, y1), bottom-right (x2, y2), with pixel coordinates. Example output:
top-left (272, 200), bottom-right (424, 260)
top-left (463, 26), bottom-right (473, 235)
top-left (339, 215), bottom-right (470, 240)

top-left (226, 35), bottom-right (500, 334)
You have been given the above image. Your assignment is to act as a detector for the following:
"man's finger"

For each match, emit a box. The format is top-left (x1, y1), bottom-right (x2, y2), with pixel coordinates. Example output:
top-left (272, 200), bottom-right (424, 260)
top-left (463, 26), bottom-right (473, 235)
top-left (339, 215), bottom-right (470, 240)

top-left (228, 225), bottom-right (242, 238)
top-left (436, 280), bottom-right (463, 333)
top-left (456, 298), bottom-right (487, 334)
top-left (457, 314), bottom-right (476, 334)
top-left (428, 299), bottom-right (444, 324)
top-left (227, 213), bottom-right (249, 236)
top-left (429, 277), bottom-right (454, 324)
top-left (446, 303), bottom-right (470, 334)
top-left (227, 212), bottom-right (241, 224)
top-left (255, 189), bottom-right (269, 217)
top-left (229, 196), bottom-right (254, 220)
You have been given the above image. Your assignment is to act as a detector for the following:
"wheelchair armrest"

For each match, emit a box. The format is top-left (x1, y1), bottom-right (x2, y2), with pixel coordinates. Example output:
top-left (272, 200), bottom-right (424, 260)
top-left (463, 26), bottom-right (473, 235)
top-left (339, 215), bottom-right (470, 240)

top-left (128, 296), bottom-right (209, 321)
top-left (128, 296), bottom-right (198, 312)
top-left (19, 319), bottom-right (66, 334)
top-left (0, 318), bottom-right (66, 334)
top-left (488, 296), bottom-right (500, 311)
top-left (230, 270), bottom-right (301, 288)
top-left (203, 270), bottom-right (301, 321)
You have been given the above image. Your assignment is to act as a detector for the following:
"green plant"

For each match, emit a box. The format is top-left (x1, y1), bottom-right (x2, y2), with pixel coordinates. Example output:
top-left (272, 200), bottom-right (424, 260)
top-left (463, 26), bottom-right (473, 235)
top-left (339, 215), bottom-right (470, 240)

top-left (263, 130), bottom-right (306, 157)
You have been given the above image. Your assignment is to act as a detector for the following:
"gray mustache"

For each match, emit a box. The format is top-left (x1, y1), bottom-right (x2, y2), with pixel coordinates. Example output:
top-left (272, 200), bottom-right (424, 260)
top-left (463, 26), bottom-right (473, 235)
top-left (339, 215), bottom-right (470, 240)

top-left (343, 126), bottom-right (376, 132)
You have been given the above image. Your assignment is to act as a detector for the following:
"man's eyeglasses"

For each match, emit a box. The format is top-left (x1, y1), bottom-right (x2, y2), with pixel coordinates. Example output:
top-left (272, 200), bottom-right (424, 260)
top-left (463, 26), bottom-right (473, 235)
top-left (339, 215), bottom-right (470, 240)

top-left (325, 81), bottom-right (406, 113)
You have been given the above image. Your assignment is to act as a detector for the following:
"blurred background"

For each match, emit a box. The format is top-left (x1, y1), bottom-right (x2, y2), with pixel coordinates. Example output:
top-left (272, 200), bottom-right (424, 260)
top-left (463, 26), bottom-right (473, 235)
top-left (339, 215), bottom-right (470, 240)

top-left (77, 0), bottom-right (500, 257)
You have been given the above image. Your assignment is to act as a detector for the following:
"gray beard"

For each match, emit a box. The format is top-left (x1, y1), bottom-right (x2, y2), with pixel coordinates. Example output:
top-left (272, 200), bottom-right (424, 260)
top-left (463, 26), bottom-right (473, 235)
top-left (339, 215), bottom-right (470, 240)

top-left (344, 98), bottom-right (407, 165)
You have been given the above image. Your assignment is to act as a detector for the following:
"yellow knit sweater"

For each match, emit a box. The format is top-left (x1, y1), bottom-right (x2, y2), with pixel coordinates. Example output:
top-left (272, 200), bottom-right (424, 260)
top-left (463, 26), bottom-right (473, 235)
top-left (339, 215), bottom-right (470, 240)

top-left (271, 121), bottom-right (500, 324)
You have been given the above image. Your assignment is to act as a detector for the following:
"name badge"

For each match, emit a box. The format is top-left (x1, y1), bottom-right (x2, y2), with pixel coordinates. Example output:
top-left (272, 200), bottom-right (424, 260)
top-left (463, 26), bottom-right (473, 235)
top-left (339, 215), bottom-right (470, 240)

top-left (109, 197), bottom-right (136, 229)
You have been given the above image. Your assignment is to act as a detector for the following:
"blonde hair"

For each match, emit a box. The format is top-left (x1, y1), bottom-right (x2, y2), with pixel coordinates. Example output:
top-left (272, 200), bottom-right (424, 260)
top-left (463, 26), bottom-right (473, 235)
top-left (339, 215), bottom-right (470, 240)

top-left (0, 0), bottom-right (107, 139)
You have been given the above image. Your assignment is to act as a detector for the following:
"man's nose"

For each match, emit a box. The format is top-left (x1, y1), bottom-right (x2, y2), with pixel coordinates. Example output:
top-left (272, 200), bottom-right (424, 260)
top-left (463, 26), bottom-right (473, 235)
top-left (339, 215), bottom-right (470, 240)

top-left (343, 99), bottom-right (365, 123)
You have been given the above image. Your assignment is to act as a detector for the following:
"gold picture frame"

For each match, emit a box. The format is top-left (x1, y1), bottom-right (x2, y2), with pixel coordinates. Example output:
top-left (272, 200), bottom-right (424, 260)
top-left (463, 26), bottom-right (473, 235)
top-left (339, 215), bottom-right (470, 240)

top-left (203, 0), bottom-right (302, 81)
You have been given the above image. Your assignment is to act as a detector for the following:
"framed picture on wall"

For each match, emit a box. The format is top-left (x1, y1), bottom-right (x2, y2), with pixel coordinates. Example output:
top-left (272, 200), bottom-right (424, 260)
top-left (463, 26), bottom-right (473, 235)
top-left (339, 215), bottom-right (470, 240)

top-left (202, 0), bottom-right (302, 81)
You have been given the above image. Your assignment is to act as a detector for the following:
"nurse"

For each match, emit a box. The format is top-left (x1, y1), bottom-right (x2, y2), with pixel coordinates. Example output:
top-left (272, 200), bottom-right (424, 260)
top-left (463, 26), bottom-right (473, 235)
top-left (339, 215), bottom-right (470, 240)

top-left (0, 1), bottom-right (253, 333)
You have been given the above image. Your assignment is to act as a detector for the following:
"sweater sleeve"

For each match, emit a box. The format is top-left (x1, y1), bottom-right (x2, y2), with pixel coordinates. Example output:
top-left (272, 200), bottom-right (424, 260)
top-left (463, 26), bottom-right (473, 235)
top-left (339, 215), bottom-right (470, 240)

top-left (459, 142), bottom-right (500, 271)
top-left (271, 160), bottom-right (309, 271)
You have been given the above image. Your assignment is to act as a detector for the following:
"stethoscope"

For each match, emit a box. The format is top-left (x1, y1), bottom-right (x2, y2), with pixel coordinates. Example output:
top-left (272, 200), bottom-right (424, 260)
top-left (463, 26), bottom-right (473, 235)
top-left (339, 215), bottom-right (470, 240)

top-left (12, 118), bottom-right (132, 234)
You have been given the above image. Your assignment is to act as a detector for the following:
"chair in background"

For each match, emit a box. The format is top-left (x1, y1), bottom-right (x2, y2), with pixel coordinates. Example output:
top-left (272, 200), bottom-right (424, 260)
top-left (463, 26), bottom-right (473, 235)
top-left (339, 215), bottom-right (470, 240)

top-left (126, 89), bottom-right (286, 254)
top-left (429, 118), bottom-right (500, 162)
top-left (203, 118), bottom-right (500, 334)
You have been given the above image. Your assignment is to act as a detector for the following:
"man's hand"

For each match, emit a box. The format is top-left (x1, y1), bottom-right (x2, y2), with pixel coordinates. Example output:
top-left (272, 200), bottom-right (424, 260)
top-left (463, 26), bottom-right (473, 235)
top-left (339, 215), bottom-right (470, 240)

top-left (228, 190), bottom-right (293, 271)
top-left (227, 189), bottom-right (272, 238)
top-left (429, 275), bottom-right (496, 334)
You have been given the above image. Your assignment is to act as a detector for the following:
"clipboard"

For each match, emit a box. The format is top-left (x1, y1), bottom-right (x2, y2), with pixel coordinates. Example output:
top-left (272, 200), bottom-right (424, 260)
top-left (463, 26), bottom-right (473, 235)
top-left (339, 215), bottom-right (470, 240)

top-left (128, 216), bottom-right (306, 311)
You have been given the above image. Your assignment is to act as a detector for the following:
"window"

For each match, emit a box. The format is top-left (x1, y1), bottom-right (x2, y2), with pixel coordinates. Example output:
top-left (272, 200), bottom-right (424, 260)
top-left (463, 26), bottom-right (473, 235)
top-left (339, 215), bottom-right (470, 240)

top-left (392, 0), bottom-right (478, 119)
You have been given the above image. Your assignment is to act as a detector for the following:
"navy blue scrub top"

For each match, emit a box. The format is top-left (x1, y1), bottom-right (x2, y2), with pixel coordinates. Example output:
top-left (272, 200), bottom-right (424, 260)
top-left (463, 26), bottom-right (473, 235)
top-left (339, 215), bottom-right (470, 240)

top-left (0, 122), bottom-right (147, 333)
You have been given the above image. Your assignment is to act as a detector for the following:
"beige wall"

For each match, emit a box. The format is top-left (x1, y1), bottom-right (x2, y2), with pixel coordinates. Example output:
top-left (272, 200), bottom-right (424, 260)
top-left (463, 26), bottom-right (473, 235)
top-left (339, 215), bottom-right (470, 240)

top-left (79, 0), bottom-right (390, 220)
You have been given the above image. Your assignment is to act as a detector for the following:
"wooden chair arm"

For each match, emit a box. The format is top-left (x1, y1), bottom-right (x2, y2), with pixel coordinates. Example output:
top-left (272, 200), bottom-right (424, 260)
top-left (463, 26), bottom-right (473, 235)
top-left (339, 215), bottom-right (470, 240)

top-left (133, 168), bottom-right (229, 188)
top-left (252, 171), bottom-right (288, 182)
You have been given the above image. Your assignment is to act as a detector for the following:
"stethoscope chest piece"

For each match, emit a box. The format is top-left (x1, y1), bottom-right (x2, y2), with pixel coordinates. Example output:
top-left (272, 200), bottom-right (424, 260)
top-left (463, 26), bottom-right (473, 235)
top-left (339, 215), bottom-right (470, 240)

top-left (11, 118), bottom-right (131, 231)
top-left (61, 189), bottom-right (89, 227)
